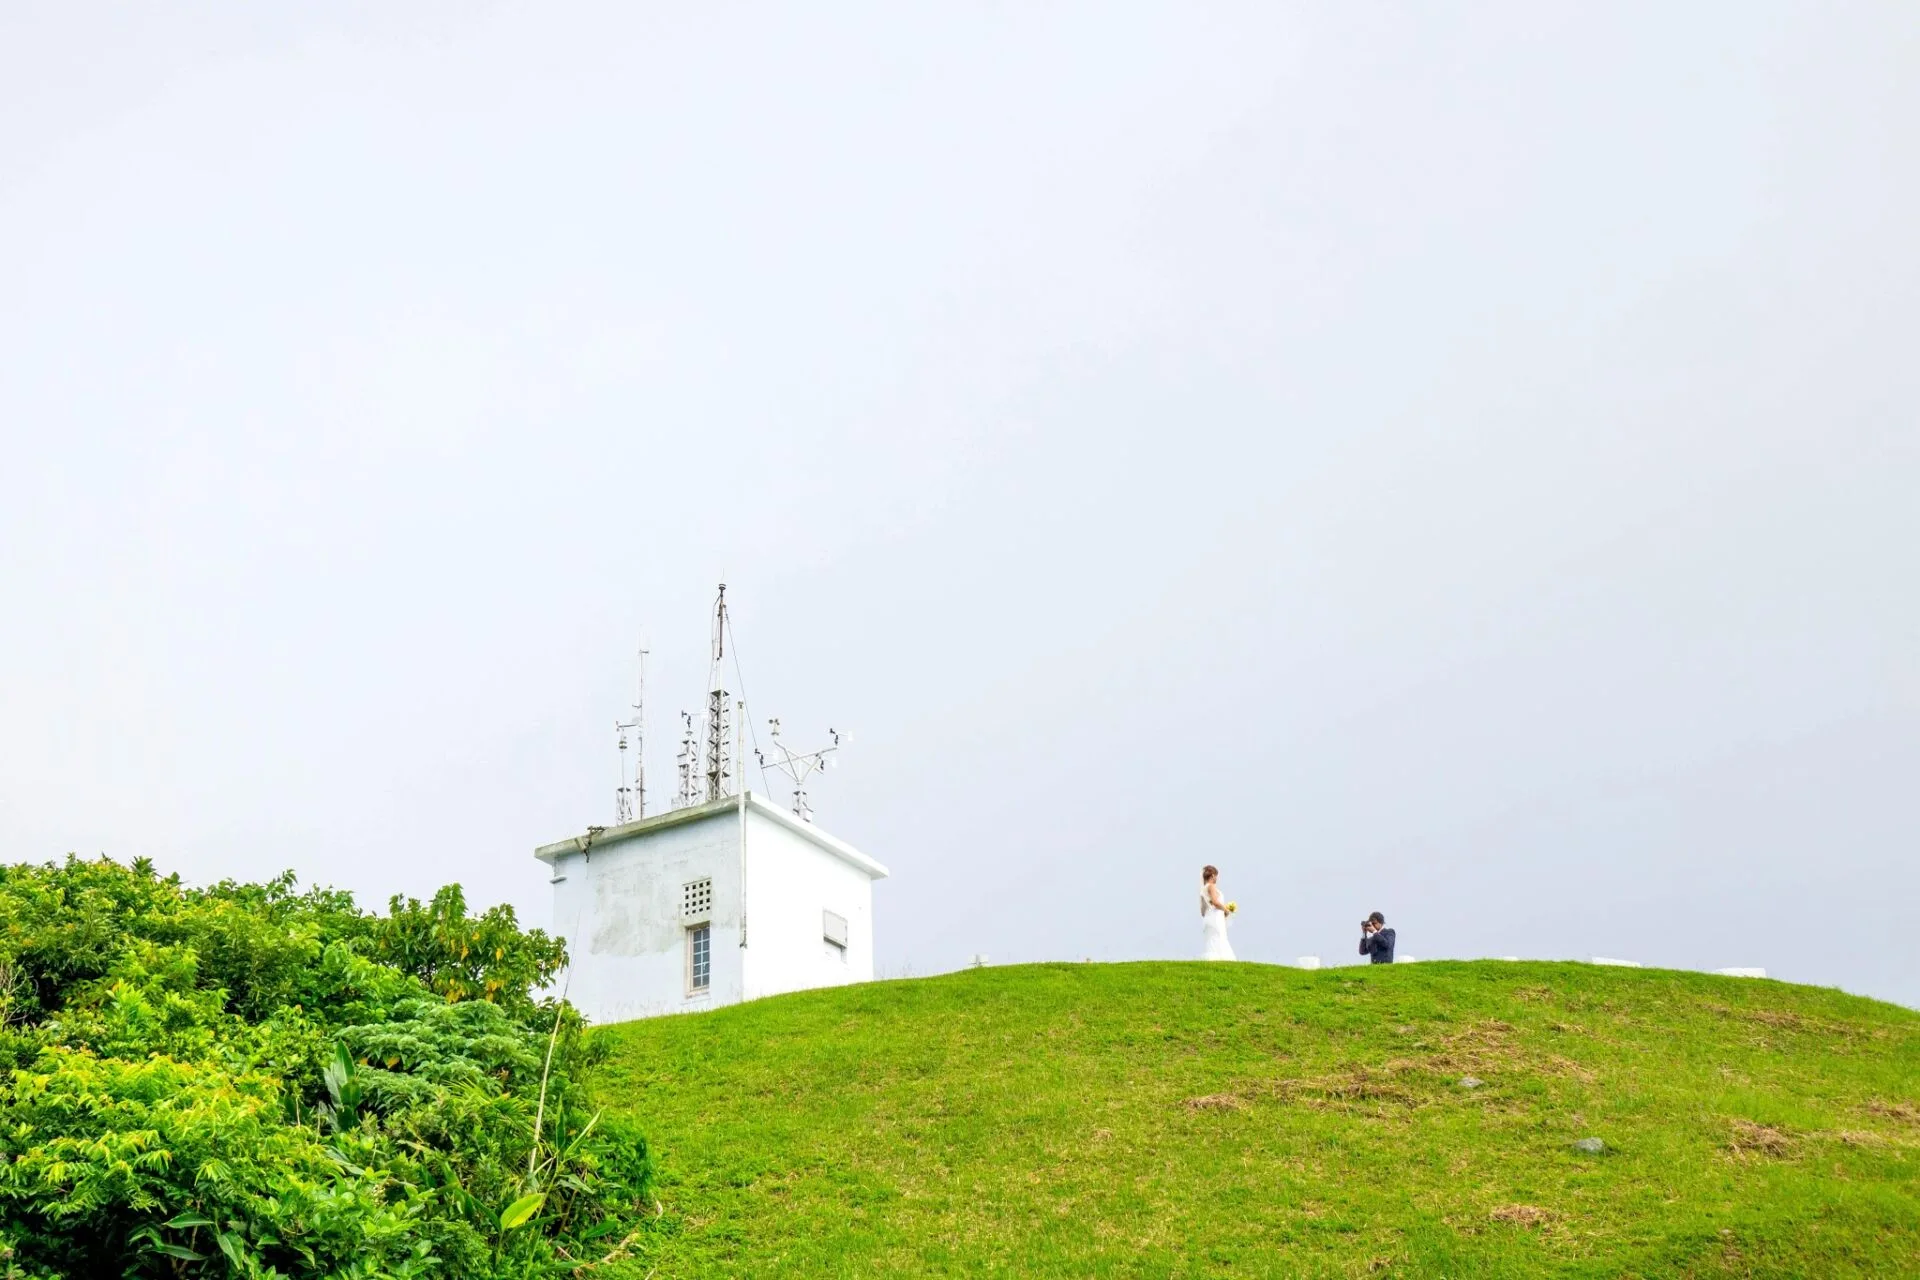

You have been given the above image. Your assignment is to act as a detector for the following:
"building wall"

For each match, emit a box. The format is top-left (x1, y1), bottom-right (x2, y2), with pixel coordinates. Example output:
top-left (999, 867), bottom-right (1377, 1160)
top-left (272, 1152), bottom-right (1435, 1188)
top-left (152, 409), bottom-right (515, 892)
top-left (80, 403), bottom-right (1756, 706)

top-left (548, 806), bottom-right (745, 1024)
top-left (742, 807), bottom-right (877, 1001)
top-left (544, 796), bottom-right (881, 1024)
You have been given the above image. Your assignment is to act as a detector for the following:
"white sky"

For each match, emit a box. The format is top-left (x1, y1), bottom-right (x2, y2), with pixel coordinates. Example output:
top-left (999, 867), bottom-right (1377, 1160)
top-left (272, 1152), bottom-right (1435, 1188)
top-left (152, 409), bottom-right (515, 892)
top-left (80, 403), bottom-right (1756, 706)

top-left (3, 3), bottom-right (1915, 1007)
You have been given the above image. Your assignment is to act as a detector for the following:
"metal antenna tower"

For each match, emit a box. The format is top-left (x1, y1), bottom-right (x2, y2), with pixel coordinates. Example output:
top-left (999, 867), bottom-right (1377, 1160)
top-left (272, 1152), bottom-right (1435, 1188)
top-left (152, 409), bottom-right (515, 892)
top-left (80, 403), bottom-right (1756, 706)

top-left (674, 711), bottom-right (700, 809)
top-left (704, 584), bottom-right (732, 801)
top-left (755, 720), bottom-right (842, 821)
top-left (613, 644), bottom-right (647, 823)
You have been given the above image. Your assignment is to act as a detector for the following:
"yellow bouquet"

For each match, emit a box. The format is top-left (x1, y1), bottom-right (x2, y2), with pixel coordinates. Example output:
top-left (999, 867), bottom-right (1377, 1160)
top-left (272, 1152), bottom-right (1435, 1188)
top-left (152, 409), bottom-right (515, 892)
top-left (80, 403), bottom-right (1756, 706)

top-left (1227, 901), bottom-right (1239, 914)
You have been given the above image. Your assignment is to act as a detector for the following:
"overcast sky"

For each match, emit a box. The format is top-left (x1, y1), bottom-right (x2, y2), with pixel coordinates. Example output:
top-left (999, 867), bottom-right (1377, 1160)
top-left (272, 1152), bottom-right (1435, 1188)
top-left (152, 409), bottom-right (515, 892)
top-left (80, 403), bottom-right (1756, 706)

top-left (3, 3), bottom-right (1915, 1008)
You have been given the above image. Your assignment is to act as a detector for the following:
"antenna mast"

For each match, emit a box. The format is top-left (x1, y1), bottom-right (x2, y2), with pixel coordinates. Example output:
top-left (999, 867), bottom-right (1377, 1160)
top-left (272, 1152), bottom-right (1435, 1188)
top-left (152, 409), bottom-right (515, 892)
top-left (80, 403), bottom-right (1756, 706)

top-left (614, 723), bottom-right (633, 824)
top-left (705, 584), bottom-right (733, 801)
top-left (634, 646), bottom-right (647, 818)
top-left (614, 645), bottom-right (648, 823)
top-left (755, 720), bottom-right (843, 821)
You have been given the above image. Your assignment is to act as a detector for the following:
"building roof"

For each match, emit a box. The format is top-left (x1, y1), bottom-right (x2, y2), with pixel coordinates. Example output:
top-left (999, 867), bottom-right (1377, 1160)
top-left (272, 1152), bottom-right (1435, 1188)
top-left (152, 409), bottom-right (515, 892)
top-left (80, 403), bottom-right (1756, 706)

top-left (532, 791), bottom-right (890, 880)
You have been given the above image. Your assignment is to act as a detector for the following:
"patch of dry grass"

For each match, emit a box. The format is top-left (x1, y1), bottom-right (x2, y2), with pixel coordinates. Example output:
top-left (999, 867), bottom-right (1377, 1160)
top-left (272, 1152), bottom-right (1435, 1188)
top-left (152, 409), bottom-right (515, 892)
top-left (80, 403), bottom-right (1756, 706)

top-left (1726, 1118), bottom-right (1797, 1159)
top-left (1488, 1204), bottom-right (1554, 1228)
top-left (1180, 1093), bottom-right (1244, 1112)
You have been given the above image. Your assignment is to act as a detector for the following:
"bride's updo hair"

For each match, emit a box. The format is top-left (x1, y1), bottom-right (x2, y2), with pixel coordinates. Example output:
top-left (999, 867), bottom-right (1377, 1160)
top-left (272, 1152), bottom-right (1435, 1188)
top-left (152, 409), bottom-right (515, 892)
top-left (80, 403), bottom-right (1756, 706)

top-left (1202, 865), bottom-right (1218, 882)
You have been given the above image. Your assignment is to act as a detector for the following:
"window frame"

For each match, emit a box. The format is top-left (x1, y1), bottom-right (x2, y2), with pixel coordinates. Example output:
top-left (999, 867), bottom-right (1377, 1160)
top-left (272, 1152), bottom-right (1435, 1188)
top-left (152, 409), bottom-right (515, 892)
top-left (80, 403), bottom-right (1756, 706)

top-left (686, 922), bottom-right (712, 997)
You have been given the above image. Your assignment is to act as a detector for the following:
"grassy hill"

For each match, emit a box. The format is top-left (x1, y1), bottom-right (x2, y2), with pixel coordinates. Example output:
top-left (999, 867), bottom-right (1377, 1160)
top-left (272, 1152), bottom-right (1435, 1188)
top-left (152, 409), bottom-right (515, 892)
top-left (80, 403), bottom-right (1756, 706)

top-left (589, 961), bottom-right (1920, 1278)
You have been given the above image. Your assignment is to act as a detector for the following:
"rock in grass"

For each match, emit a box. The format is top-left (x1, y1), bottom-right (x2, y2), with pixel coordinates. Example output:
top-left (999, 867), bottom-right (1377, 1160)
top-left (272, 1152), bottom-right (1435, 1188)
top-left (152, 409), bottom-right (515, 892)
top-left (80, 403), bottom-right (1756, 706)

top-left (1458, 1076), bottom-right (1484, 1089)
top-left (1572, 1137), bottom-right (1606, 1154)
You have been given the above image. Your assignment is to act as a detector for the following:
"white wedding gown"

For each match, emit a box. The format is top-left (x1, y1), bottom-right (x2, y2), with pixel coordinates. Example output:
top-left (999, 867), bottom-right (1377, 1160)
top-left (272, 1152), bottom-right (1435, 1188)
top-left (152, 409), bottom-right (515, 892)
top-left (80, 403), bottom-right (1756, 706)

top-left (1201, 892), bottom-right (1235, 961)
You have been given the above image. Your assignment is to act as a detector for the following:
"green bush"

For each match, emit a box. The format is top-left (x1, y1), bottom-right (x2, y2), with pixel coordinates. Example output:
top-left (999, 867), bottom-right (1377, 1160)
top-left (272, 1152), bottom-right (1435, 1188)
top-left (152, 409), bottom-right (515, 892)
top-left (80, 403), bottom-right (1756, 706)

top-left (0, 856), bottom-right (651, 1279)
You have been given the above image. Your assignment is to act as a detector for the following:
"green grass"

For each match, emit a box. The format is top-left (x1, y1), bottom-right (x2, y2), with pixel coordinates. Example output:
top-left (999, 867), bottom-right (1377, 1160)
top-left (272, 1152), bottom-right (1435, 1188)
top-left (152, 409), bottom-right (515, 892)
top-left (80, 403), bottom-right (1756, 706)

top-left (589, 961), bottom-right (1920, 1278)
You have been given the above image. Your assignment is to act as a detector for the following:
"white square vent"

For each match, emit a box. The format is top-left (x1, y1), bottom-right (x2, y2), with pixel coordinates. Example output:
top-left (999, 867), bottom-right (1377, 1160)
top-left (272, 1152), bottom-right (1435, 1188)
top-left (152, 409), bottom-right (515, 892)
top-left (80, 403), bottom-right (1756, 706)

top-left (683, 878), bottom-right (713, 919)
top-left (822, 909), bottom-right (848, 949)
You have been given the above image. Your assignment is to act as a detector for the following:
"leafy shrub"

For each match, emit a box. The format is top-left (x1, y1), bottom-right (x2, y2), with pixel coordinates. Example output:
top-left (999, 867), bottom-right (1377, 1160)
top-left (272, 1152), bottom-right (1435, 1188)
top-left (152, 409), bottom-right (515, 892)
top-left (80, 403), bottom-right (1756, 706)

top-left (369, 887), bottom-right (565, 1013)
top-left (0, 856), bottom-right (651, 1279)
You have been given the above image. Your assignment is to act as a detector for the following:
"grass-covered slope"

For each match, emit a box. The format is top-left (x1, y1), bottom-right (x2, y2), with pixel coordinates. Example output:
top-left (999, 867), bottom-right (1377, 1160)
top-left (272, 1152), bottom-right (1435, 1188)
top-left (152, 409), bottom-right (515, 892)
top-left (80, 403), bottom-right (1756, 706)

top-left (591, 961), bottom-right (1919, 1278)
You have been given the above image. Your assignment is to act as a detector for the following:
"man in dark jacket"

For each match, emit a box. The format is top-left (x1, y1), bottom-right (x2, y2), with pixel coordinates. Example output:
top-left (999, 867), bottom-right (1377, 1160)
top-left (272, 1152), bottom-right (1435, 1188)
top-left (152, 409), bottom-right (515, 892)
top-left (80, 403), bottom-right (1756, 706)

top-left (1359, 912), bottom-right (1396, 964)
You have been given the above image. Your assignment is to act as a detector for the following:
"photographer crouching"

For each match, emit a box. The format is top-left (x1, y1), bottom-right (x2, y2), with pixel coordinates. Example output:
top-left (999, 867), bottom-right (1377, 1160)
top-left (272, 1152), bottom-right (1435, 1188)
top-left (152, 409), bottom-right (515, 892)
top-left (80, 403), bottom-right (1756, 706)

top-left (1359, 911), bottom-right (1396, 964)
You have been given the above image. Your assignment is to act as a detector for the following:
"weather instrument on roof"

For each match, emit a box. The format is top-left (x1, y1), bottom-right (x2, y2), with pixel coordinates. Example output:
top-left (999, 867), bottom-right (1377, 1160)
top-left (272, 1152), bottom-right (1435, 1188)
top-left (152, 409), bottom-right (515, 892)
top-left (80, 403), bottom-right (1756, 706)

top-left (756, 720), bottom-right (843, 823)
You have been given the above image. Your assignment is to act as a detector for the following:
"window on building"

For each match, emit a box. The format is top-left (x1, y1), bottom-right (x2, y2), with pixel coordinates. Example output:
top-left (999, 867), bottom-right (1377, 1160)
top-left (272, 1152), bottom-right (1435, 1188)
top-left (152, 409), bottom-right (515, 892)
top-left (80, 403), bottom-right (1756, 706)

top-left (683, 878), bottom-right (712, 919)
top-left (687, 923), bottom-right (711, 994)
top-left (823, 909), bottom-right (848, 962)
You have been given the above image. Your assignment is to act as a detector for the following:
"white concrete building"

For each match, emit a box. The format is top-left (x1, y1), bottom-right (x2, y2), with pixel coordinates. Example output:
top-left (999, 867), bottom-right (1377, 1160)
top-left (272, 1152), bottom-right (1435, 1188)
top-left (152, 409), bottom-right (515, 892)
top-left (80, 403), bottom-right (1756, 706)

top-left (535, 792), bottom-right (888, 1024)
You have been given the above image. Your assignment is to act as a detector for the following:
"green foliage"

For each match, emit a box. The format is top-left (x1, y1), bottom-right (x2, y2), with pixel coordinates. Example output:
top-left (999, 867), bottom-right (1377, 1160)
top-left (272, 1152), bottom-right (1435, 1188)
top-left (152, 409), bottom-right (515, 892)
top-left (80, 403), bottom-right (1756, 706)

top-left (1, 1050), bottom-right (422, 1278)
top-left (370, 888), bottom-right (565, 1014)
top-left (317, 1043), bottom-right (363, 1132)
top-left (497, 1195), bottom-right (545, 1232)
top-left (0, 856), bottom-right (651, 1279)
top-left (594, 960), bottom-right (1920, 1278)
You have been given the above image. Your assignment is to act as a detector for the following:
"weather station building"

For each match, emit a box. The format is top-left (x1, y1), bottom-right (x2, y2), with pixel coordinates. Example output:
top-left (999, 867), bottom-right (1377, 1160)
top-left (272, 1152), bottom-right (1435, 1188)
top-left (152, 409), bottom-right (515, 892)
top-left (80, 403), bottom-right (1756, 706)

top-left (536, 792), bottom-right (886, 1024)
top-left (535, 587), bottom-right (888, 1025)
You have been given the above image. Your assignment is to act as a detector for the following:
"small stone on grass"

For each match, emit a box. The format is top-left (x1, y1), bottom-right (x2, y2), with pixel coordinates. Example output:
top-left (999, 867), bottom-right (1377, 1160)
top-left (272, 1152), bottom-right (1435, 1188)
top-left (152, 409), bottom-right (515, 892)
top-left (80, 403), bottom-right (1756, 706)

top-left (1571, 1137), bottom-right (1605, 1154)
top-left (1458, 1076), bottom-right (1484, 1089)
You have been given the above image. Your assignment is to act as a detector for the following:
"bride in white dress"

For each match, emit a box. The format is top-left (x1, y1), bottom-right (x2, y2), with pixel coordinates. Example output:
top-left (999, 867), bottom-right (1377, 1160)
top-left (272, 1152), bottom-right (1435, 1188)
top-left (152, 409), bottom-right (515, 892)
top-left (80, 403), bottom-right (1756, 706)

top-left (1200, 864), bottom-right (1235, 960)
